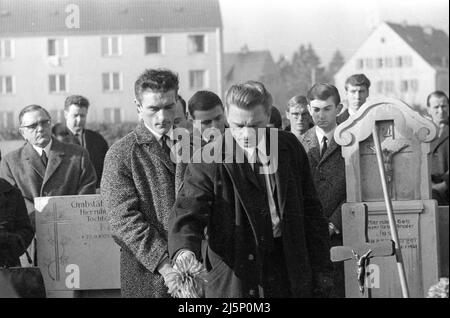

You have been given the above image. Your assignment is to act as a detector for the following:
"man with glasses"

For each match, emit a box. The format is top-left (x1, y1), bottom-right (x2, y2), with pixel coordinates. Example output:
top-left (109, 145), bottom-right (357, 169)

top-left (0, 104), bottom-right (96, 264)
top-left (285, 95), bottom-right (314, 139)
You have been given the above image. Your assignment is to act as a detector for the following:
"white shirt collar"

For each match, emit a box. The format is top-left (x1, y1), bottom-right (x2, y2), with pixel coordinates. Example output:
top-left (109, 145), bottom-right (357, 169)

top-left (32, 139), bottom-right (52, 157)
top-left (144, 122), bottom-right (174, 143)
top-left (315, 126), bottom-right (336, 144)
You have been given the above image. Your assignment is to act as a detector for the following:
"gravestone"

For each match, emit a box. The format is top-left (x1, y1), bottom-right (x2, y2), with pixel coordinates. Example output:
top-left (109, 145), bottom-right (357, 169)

top-left (35, 195), bottom-right (120, 297)
top-left (335, 97), bottom-right (449, 298)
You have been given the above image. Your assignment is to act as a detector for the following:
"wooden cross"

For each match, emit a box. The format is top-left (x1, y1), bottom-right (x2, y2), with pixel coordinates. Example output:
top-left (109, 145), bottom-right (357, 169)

top-left (331, 240), bottom-right (395, 297)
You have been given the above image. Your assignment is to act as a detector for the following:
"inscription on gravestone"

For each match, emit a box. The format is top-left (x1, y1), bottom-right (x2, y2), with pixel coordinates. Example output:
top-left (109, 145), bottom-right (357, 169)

top-left (35, 195), bottom-right (120, 291)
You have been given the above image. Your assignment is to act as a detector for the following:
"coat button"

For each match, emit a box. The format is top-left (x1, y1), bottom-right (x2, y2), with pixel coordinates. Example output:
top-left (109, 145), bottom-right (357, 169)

top-left (248, 254), bottom-right (254, 261)
top-left (249, 289), bottom-right (255, 296)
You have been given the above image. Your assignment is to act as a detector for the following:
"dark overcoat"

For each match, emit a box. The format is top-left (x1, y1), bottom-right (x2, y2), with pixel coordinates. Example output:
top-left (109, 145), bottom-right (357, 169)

top-left (169, 130), bottom-right (334, 298)
top-left (83, 129), bottom-right (109, 188)
top-left (0, 178), bottom-right (34, 267)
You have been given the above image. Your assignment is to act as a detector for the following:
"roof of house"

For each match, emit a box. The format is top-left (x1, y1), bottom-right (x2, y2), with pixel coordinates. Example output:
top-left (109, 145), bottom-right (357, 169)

top-left (224, 49), bottom-right (276, 85)
top-left (0, 0), bottom-right (222, 36)
top-left (387, 22), bottom-right (449, 68)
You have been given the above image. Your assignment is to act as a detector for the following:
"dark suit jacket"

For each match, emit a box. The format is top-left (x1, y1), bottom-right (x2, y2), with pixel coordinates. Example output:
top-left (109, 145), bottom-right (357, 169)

top-left (0, 138), bottom-right (97, 228)
top-left (299, 127), bottom-right (346, 232)
top-left (0, 178), bottom-right (34, 267)
top-left (169, 130), bottom-right (334, 298)
top-left (337, 109), bottom-right (350, 125)
top-left (81, 129), bottom-right (109, 188)
top-left (430, 125), bottom-right (449, 205)
top-left (101, 121), bottom-right (186, 298)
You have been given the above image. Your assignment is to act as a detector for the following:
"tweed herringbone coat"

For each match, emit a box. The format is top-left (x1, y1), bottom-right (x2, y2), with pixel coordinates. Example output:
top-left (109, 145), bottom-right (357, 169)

top-left (299, 127), bottom-right (346, 232)
top-left (101, 121), bottom-right (186, 298)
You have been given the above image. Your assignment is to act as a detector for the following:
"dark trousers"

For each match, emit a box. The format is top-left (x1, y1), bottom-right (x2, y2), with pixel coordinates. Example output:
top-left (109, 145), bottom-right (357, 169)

top-left (263, 237), bottom-right (292, 298)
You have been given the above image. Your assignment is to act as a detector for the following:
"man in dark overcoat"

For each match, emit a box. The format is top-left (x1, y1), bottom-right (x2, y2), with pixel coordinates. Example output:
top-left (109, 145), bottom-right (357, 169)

top-left (169, 81), bottom-right (334, 298)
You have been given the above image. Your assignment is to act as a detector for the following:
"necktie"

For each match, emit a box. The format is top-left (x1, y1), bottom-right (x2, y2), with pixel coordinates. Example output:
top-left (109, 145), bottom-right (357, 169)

top-left (321, 136), bottom-right (328, 158)
top-left (73, 133), bottom-right (81, 146)
top-left (41, 150), bottom-right (48, 167)
top-left (161, 134), bottom-right (171, 158)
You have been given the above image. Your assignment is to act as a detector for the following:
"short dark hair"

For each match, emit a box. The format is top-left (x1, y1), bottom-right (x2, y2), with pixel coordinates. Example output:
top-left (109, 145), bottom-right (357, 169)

top-left (134, 68), bottom-right (179, 103)
top-left (52, 123), bottom-right (69, 137)
top-left (188, 91), bottom-right (223, 118)
top-left (225, 81), bottom-right (272, 114)
top-left (19, 105), bottom-right (51, 126)
top-left (307, 83), bottom-right (341, 106)
top-left (268, 106), bottom-right (282, 129)
top-left (177, 95), bottom-right (187, 114)
top-left (64, 95), bottom-right (89, 110)
top-left (287, 95), bottom-right (309, 110)
top-left (427, 90), bottom-right (449, 107)
top-left (345, 74), bottom-right (371, 90)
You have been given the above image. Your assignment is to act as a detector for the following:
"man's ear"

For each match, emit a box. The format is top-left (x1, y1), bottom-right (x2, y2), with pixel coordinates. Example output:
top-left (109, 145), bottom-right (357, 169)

top-left (308, 104), bottom-right (313, 116)
top-left (285, 110), bottom-right (290, 120)
top-left (337, 103), bottom-right (343, 114)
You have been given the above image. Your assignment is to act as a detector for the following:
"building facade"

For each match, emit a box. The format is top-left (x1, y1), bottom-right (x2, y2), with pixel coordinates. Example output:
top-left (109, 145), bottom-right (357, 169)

top-left (335, 22), bottom-right (449, 111)
top-left (0, 0), bottom-right (223, 128)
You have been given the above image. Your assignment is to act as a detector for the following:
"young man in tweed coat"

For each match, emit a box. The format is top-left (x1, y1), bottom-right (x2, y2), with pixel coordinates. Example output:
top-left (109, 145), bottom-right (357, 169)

top-left (101, 69), bottom-right (185, 297)
top-left (299, 83), bottom-right (346, 297)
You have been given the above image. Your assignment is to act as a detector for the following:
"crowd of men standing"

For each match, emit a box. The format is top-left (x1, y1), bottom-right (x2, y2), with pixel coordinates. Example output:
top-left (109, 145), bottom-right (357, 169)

top-left (0, 67), bottom-right (448, 298)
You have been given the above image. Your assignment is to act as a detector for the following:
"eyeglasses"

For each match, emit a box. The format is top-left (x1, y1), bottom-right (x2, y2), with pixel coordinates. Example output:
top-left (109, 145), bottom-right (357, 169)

top-left (20, 119), bottom-right (51, 130)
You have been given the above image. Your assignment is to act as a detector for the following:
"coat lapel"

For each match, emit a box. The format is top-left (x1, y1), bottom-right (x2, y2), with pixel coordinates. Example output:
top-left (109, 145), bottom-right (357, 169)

top-left (134, 121), bottom-right (175, 175)
top-left (319, 136), bottom-right (339, 163)
top-left (43, 139), bottom-right (64, 186)
top-left (432, 125), bottom-right (449, 153)
top-left (23, 142), bottom-right (45, 180)
top-left (274, 138), bottom-right (288, 217)
top-left (303, 127), bottom-right (320, 164)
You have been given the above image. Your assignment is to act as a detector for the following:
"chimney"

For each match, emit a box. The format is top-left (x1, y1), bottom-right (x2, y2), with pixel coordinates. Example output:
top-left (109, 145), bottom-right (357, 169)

top-left (423, 25), bottom-right (434, 36)
top-left (240, 44), bottom-right (249, 54)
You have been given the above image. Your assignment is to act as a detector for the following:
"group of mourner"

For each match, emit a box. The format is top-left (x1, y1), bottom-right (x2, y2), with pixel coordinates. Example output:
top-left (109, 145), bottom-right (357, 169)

top-left (0, 68), bottom-right (448, 298)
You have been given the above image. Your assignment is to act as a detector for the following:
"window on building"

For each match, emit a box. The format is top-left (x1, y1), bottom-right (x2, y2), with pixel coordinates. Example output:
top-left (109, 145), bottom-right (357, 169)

top-left (49, 74), bottom-right (67, 93)
top-left (403, 56), bottom-right (412, 67)
top-left (188, 35), bottom-right (206, 53)
top-left (384, 81), bottom-right (395, 93)
top-left (376, 81), bottom-right (383, 94)
top-left (400, 80), bottom-right (408, 92)
top-left (365, 58), bottom-right (373, 69)
top-left (189, 70), bottom-right (207, 90)
top-left (0, 76), bottom-right (14, 94)
top-left (396, 56), bottom-right (403, 68)
top-left (0, 39), bottom-right (13, 59)
top-left (0, 111), bottom-right (15, 129)
top-left (102, 72), bottom-right (122, 91)
top-left (384, 57), bottom-right (393, 68)
top-left (48, 38), bottom-right (67, 57)
top-left (145, 36), bottom-right (162, 54)
top-left (103, 107), bottom-right (122, 123)
top-left (101, 36), bottom-right (121, 56)
top-left (356, 59), bottom-right (364, 69)
top-left (376, 58), bottom-right (383, 69)
top-left (410, 79), bottom-right (418, 92)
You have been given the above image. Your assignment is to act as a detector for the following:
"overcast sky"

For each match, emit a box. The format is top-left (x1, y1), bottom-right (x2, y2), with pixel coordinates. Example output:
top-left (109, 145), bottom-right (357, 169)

top-left (219, 0), bottom-right (449, 65)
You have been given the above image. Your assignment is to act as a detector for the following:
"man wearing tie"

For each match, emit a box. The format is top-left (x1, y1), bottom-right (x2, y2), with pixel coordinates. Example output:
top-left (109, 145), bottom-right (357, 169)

top-left (169, 81), bottom-right (334, 298)
top-left (101, 69), bottom-right (183, 298)
top-left (299, 83), bottom-right (346, 297)
top-left (0, 104), bottom-right (97, 264)
top-left (63, 95), bottom-right (109, 189)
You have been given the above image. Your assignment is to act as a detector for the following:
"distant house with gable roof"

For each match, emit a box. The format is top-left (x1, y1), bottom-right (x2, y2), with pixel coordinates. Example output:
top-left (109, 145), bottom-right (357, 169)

top-left (224, 46), bottom-right (288, 113)
top-left (335, 21), bottom-right (449, 110)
